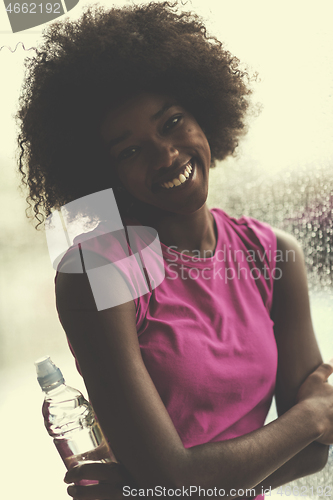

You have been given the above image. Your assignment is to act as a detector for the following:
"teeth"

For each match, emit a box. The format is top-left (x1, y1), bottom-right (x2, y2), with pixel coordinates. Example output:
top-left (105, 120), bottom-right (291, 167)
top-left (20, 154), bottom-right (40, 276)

top-left (159, 161), bottom-right (193, 189)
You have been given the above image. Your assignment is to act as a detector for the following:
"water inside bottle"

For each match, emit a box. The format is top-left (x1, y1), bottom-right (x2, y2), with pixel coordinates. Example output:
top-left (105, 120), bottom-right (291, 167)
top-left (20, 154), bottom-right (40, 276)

top-left (42, 386), bottom-right (116, 485)
top-left (54, 421), bottom-right (116, 485)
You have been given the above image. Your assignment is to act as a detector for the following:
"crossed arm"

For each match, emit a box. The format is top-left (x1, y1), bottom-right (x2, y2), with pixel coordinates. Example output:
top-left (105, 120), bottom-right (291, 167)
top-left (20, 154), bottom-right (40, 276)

top-left (56, 229), bottom-right (332, 497)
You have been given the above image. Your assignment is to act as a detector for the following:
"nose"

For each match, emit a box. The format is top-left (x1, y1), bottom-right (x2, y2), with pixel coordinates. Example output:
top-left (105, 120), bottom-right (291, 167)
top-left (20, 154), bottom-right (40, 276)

top-left (150, 138), bottom-right (180, 171)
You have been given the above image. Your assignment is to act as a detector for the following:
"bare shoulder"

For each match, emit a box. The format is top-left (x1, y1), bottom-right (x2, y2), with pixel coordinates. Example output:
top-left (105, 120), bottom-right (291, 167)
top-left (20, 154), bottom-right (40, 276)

top-left (271, 227), bottom-right (306, 288)
top-left (270, 227), bottom-right (313, 348)
top-left (55, 250), bottom-right (140, 392)
top-left (270, 227), bottom-right (313, 343)
top-left (56, 250), bottom-right (135, 313)
top-left (55, 249), bottom-right (139, 374)
top-left (272, 227), bottom-right (303, 257)
top-left (56, 252), bottom-right (100, 311)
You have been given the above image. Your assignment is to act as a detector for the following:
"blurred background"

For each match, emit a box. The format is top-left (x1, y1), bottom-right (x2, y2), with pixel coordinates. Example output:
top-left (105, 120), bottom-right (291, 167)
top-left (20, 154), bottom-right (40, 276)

top-left (0, 0), bottom-right (332, 498)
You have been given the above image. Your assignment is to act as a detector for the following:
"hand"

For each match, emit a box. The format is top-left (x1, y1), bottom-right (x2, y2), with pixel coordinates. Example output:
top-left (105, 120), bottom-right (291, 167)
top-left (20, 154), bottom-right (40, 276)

top-left (64, 461), bottom-right (134, 499)
top-left (296, 360), bottom-right (333, 445)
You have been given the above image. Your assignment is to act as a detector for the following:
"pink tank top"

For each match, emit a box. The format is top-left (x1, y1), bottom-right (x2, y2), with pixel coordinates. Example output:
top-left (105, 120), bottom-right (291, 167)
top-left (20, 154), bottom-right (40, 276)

top-left (56, 207), bottom-right (278, 456)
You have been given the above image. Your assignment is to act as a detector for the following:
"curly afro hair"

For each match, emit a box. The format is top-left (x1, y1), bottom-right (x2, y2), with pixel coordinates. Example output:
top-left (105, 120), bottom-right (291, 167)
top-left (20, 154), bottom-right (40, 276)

top-left (17, 1), bottom-right (254, 228)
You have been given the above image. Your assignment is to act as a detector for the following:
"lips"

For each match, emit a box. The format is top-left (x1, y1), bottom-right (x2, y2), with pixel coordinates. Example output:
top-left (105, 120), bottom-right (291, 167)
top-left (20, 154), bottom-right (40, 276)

top-left (152, 159), bottom-right (194, 192)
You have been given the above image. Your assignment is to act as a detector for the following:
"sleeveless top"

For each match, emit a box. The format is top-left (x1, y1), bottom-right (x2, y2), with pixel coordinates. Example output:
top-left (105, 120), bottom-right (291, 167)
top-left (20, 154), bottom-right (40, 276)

top-left (55, 208), bottom-right (278, 450)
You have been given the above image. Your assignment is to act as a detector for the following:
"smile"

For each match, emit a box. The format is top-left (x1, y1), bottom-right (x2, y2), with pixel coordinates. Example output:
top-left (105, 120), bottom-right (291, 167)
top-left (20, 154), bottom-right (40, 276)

top-left (158, 160), bottom-right (193, 189)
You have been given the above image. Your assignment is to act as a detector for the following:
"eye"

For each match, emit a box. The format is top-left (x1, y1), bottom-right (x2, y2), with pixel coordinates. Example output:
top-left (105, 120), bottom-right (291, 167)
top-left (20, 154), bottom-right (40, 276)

top-left (118, 146), bottom-right (140, 162)
top-left (163, 114), bottom-right (183, 133)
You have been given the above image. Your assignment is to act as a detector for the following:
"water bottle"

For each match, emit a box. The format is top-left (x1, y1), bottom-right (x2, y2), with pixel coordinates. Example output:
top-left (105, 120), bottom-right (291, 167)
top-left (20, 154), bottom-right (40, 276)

top-left (35, 356), bottom-right (116, 479)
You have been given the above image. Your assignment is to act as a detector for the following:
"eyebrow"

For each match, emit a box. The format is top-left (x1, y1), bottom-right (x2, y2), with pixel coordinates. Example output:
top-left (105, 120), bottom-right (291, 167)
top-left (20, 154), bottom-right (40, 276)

top-left (107, 131), bottom-right (131, 149)
top-left (151, 101), bottom-right (174, 121)
top-left (107, 101), bottom-right (175, 149)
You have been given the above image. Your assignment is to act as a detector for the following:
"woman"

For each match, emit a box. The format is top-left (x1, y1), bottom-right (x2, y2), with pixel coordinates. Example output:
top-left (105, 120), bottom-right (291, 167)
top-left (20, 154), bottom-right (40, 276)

top-left (17, 2), bottom-right (333, 498)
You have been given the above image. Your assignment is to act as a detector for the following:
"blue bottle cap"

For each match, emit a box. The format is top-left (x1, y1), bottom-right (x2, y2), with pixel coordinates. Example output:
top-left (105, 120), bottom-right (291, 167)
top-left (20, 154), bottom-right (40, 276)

top-left (35, 355), bottom-right (65, 391)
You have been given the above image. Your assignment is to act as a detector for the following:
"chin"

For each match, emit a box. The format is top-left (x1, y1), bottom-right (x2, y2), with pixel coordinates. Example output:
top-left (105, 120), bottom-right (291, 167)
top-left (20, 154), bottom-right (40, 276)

top-left (163, 194), bottom-right (208, 216)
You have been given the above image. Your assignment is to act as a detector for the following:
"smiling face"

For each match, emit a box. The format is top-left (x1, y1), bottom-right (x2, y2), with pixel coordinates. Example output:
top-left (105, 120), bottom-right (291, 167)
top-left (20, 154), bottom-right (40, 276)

top-left (100, 92), bottom-right (211, 217)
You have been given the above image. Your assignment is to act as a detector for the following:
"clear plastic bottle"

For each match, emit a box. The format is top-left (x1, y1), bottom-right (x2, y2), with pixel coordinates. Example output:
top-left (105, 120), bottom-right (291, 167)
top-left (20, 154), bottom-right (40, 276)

top-left (35, 356), bottom-right (115, 481)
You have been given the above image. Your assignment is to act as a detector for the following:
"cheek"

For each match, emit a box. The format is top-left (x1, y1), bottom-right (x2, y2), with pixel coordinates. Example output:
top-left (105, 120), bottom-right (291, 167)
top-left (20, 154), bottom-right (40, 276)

top-left (203, 135), bottom-right (211, 159)
top-left (118, 166), bottom-right (145, 194)
top-left (195, 128), bottom-right (211, 160)
top-left (178, 126), bottom-right (201, 145)
top-left (190, 128), bottom-right (211, 156)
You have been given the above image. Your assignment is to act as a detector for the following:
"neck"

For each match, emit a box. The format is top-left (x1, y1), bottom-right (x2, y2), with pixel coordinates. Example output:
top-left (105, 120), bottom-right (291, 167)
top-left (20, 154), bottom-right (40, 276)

top-left (129, 203), bottom-right (217, 258)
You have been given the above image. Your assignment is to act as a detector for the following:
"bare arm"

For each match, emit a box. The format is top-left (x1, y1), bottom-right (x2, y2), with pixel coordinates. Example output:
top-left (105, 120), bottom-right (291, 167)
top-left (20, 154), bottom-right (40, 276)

top-left (56, 250), bottom-right (333, 494)
top-left (247, 229), bottom-right (329, 492)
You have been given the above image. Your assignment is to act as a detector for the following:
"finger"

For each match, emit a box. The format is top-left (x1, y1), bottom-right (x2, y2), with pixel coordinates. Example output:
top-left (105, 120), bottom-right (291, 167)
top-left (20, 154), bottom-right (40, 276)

top-left (313, 361), bottom-right (333, 381)
top-left (67, 483), bottom-right (124, 500)
top-left (65, 462), bottom-right (125, 484)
